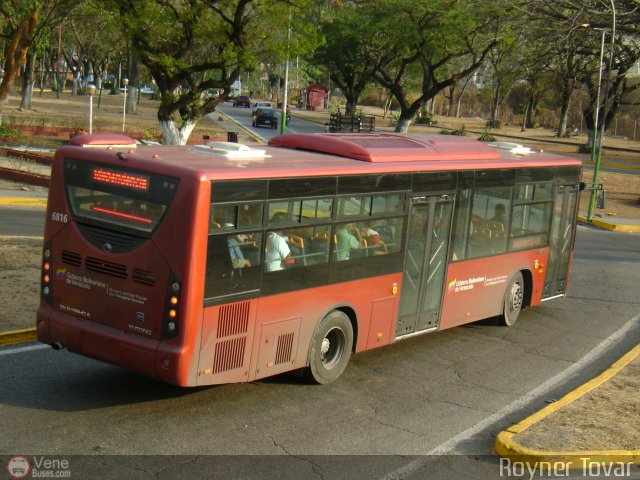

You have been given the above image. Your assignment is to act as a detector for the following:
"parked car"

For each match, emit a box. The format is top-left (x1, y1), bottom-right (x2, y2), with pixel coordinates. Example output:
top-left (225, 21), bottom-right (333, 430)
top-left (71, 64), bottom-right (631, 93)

top-left (233, 95), bottom-right (251, 108)
top-left (252, 107), bottom-right (278, 129)
top-left (139, 84), bottom-right (155, 95)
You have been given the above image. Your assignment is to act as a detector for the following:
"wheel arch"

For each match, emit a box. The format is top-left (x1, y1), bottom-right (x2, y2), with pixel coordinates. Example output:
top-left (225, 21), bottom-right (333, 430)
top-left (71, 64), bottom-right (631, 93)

top-left (520, 268), bottom-right (533, 309)
top-left (320, 304), bottom-right (358, 353)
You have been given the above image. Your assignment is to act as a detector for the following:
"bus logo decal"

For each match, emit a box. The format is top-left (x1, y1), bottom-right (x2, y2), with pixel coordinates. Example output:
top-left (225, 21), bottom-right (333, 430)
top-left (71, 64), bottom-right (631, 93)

top-left (449, 276), bottom-right (486, 293)
top-left (136, 312), bottom-right (145, 324)
top-left (55, 267), bottom-right (67, 280)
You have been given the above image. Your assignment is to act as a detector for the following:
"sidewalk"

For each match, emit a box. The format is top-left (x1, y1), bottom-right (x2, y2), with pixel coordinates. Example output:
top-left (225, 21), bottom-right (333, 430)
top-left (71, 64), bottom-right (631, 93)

top-left (495, 343), bottom-right (640, 470)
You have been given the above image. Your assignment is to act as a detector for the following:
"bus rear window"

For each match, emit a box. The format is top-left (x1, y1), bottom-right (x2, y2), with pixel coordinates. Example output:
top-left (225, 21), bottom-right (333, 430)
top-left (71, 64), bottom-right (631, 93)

top-left (67, 186), bottom-right (167, 233)
top-left (64, 158), bottom-right (178, 236)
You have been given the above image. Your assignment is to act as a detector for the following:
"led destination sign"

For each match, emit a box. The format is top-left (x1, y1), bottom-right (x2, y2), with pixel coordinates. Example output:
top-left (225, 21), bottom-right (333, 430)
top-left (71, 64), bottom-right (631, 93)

top-left (91, 167), bottom-right (150, 191)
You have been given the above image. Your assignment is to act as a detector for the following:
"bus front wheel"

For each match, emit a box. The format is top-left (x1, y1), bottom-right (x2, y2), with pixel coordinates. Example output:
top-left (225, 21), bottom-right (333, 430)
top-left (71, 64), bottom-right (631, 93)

top-left (498, 272), bottom-right (524, 326)
top-left (305, 310), bottom-right (353, 384)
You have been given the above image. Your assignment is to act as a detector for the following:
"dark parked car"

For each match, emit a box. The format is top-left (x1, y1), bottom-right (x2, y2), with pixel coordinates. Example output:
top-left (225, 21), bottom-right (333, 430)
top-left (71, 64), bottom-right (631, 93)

top-left (233, 95), bottom-right (251, 108)
top-left (252, 107), bottom-right (278, 129)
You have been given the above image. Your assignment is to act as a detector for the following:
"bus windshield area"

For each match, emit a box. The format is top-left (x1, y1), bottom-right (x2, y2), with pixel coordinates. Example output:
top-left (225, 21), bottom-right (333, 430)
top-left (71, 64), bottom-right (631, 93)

top-left (67, 185), bottom-right (167, 234)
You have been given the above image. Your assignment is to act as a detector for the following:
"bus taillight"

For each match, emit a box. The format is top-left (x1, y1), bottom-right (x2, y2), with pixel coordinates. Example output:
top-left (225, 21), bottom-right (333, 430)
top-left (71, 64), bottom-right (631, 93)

top-left (41, 244), bottom-right (53, 305)
top-left (163, 276), bottom-right (182, 338)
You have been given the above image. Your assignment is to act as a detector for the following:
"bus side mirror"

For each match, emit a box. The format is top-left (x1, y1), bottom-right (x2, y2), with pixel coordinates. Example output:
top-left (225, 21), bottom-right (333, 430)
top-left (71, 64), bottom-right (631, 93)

top-left (579, 182), bottom-right (586, 191)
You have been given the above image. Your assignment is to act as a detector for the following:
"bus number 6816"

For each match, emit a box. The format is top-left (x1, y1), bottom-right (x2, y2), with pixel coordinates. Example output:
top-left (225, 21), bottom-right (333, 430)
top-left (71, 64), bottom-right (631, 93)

top-left (51, 211), bottom-right (69, 223)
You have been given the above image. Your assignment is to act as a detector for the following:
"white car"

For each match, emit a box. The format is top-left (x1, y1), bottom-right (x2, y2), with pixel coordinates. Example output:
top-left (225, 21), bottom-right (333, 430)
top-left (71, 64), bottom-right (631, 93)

top-left (253, 101), bottom-right (273, 109)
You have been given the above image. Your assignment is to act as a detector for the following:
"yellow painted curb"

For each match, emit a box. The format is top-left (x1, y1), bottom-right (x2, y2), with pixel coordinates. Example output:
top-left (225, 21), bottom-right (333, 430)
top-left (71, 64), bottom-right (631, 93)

top-left (0, 197), bottom-right (47, 207)
top-left (577, 215), bottom-right (640, 233)
top-left (0, 327), bottom-right (37, 347)
top-left (495, 343), bottom-right (640, 468)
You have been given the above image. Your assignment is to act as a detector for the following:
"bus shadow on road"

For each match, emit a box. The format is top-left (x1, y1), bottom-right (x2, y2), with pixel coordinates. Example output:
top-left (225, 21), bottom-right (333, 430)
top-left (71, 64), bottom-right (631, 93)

top-left (0, 347), bottom-right (217, 412)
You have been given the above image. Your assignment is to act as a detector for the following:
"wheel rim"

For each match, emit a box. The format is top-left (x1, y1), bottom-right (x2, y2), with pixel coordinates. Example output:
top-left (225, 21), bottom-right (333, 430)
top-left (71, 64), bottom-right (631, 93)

top-left (320, 327), bottom-right (345, 369)
top-left (509, 281), bottom-right (523, 313)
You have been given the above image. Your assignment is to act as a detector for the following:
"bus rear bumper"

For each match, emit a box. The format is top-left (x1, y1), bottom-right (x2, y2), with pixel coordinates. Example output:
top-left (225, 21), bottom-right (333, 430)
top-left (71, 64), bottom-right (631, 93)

top-left (37, 306), bottom-right (169, 382)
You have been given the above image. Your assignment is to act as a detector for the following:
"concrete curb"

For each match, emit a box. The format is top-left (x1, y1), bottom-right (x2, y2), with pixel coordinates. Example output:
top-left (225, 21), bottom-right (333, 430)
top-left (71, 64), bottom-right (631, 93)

top-left (577, 215), bottom-right (640, 233)
top-left (0, 327), bottom-right (37, 347)
top-left (0, 197), bottom-right (47, 207)
top-left (495, 343), bottom-right (640, 467)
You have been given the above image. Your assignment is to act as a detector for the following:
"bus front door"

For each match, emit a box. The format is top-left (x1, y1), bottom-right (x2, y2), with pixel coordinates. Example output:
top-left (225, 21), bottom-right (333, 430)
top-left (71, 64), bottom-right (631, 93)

top-left (543, 184), bottom-right (579, 299)
top-left (396, 195), bottom-right (454, 338)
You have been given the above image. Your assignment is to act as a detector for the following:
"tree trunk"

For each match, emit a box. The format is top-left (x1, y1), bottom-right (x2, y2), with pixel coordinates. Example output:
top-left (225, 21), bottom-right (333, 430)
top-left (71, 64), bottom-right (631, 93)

top-left (159, 119), bottom-right (197, 145)
top-left (382, 95), bottom-right (392, 119)
top-left (490, 80), bottom-right (501, 123)
top-left (344, 93), bottom-right (357, 117)
top-left (19, 52), bottom-right (36, 110)
top-left (394, 113), bottom-right (413, 133)
top-left (521, 101), bottom-right (530, 132)
top-left (0, 10), bottom-right (39, 103)
top-left (557, 102), bottom-right (570, 137)
top-left (446, 84), bottom-right (456, 117)
top-left (127, 53), bottom-right (142, 114)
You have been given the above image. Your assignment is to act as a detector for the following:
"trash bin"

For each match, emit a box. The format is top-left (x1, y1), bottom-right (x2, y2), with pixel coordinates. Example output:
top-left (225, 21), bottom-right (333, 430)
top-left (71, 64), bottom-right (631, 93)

top-left (227, 131), bottom-right (238, 143)
top-left (596, 186), bottom-right (606, 209)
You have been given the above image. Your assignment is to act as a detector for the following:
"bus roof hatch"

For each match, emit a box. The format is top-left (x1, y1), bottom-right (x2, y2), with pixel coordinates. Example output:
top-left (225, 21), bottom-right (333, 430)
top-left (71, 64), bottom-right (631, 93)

top-left (269, 132), bottom-right (501, 162)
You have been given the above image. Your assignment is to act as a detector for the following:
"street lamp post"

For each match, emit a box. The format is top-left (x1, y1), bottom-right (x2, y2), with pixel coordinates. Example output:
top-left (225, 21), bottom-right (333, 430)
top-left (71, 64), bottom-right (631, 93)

top-left (122, 77), bottom-right (129, 132)
top-left (279, 9), bottom-right (292, 135)
top-left (587, 1), bottom-right (617, 223)
top-left (87, 84), bottom-right (96, 134)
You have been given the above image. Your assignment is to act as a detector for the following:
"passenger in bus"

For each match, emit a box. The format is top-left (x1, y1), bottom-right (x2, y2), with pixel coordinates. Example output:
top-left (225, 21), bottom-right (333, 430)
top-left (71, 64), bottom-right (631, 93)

top-left (265, 230), bottom-right (291, 271)
top-left (363, 222), bottom-right (381, 245)
top-left (227, 236), bottom-right (251, 269)
top-left (491, 203), bottom-right (507, 225)
top-left (335, 223), bottom-right (361, 261)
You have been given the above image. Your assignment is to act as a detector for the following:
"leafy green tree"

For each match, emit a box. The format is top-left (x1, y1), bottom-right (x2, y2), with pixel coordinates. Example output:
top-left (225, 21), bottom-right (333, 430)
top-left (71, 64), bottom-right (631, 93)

top-left (361, 0), bottom-right (512, 132)
top-left (482, 31), bottom-right (523, 127)
top-left (528, 0), bottom-right (640, 143)
top-left (313, 3), bottom-right (377, 116)
top-left (0, 0), bottom-right (81, 122)
top-left (104, 0), bottom-right (321, 144)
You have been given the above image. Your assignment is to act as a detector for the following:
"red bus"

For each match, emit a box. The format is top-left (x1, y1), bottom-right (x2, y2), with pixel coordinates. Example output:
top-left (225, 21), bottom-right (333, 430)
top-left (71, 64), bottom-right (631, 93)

top-left (37, 132), bottom-right (582, 386)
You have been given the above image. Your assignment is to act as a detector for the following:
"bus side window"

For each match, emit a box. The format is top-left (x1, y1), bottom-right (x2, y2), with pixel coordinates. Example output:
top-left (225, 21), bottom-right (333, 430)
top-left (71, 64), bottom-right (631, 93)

top-left (204, 231), bottom-right (263, 299)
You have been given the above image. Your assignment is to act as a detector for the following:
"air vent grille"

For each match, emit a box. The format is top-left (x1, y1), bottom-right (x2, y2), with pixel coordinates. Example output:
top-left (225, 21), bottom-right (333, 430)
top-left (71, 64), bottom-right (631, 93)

top-left (275, 332), bottom-right (294, 365)
top-left (61, 250), bottom-right (81, 267)
top-left (217, 301), bottom-right (250, 338)
top-left (213, 337), bottom-right (246, 374)
top-left (346, 136), bottom-right (424, 149)
top-left (132, 268), bottom-right (156, 286)
top-left (86, 257), bottom-right (128, 279)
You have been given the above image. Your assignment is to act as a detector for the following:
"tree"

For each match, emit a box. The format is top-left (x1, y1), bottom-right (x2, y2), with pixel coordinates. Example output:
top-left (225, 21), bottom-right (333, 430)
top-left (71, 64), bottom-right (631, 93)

top-left (0, 0), bottom-right (81, 122)
top-left (313, 4), bottom-right (377, 116)
top-left (482, 32), bottom-right (522, 127)
top-left (358, 0), bottom-right (512, 132)
top-left (527, 0), bottom-right (640, 144)
top-left (105, 0), bottom-right (320, 145)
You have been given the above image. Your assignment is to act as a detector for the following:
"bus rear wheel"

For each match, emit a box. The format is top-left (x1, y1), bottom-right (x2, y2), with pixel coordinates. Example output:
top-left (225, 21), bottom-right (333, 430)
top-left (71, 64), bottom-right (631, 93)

top-left (305, 310), bottom-right (353, 384)
top-left (498, 271), bottom-right (524, 326)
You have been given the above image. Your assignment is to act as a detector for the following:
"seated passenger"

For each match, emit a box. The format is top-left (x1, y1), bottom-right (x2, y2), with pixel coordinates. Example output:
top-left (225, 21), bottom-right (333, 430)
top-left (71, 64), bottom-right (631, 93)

top-left (225, 225), bottom-right (251, 269)
top-left (335, 223), bottom-right (361, 261)
top-left (491, 203), bottom-right (506, 225)
top-left (265, 230), bottom-right (291, 271)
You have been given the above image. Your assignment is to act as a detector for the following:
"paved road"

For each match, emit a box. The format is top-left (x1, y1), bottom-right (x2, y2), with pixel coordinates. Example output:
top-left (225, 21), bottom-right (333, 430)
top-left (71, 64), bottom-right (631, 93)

top-left (1, 226), bottom-right (638, 478)
top-left (216, 101), bottom-right (326, 143)
top-left (0, 205), bottom-right (45, 237)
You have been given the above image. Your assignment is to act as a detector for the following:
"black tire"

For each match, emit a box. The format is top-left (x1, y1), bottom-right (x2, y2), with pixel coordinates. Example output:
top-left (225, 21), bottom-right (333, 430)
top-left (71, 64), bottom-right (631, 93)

top-left (498, 271), bottom-right (524, 326)
top-left (305, 310), bottom-right (353, 384)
